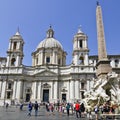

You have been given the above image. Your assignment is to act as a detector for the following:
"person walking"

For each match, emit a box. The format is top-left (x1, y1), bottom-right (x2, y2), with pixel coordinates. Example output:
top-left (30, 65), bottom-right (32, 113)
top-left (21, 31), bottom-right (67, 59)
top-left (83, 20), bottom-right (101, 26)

top-left (80, 103), bottom-right (85, 117)
top-left (34, 101), bottom-right (39, 116)
top-left (66, 103), bottom-right (70, 116)
top-left (75, 101), bottom-right (81, 118)
top-left (5, 103), bottom-right (9, 112)
top-left (20, 103), bottom-right (23, 111)
top-left (27, 102), bottom-right (32, 116)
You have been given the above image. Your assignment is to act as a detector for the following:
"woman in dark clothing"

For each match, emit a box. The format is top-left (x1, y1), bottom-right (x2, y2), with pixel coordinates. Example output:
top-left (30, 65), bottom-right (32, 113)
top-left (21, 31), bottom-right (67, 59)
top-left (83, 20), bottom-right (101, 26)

top-left (66, 103), bottom-right (70, 116)
top-left (34, 101), bottom-right (39, 116)
top-left (80, 103), bottom-right (85, 117)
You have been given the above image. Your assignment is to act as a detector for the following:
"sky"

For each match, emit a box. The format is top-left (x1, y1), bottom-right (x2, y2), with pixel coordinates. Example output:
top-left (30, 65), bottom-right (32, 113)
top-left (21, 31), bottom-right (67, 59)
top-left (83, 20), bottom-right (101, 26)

top-left (0, 0), bottom-right (120, 66)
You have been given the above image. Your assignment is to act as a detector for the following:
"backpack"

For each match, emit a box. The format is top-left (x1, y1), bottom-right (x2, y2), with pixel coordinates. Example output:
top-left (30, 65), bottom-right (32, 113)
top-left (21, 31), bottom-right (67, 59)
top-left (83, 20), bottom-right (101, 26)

top-left (66, 104), bottom-right (70, 110)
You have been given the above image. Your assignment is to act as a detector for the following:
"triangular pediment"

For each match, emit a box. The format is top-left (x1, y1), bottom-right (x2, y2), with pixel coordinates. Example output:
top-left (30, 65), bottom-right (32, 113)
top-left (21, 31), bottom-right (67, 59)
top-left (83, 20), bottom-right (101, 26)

top-left (34, 70), bottom-right (57, 77)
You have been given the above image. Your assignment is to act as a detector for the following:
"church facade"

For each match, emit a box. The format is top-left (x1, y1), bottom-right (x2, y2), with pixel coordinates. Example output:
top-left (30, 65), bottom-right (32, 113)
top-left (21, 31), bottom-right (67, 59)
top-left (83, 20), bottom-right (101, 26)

top-left (0, 4), bottom-right (120, 106)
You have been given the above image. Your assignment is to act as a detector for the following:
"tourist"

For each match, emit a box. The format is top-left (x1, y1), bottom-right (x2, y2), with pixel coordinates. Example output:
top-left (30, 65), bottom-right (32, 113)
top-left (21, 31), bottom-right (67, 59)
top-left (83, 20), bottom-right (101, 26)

top-left (20, 103), bottom-right (23, 111)
top-left (94, 105), bottom-right (99, 120)
top-left (66, 103), bottom-right (70, 116)
top-left (75, 101), bottom-right (81, 118)
top-left (70, 103), bottom-right (74, 115)
top-left (49, 103), bottom-right (54, 115)
top-left (80, 103), bottom-right (85, 117)
top-left (5, 103), bottom-right (9, 111)
top-left (27, 102), bottom-right (32, 116)
top-left (34, 101), bottom-right (39, 116)
top-left (45, 102), bottom-right (49, 112)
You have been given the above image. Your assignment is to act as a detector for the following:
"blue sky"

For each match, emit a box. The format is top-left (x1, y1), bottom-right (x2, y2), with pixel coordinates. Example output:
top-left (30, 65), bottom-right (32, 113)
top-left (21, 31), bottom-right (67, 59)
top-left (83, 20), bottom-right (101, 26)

top-left (0, 0), bottom-right (120, 66)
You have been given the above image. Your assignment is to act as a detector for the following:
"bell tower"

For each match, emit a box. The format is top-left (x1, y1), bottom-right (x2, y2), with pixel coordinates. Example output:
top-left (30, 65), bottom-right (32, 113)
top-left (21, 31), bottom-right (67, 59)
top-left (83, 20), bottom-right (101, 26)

top-left (72, 27), bottom-right (89, 65)
top-left (6, 30), bottom-right (24, 67)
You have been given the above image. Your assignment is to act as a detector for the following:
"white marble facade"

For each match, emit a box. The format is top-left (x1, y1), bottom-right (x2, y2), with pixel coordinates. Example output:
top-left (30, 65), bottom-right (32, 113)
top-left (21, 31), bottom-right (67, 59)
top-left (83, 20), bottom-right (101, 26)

top-left (0, 26), bottom-right (120, 106)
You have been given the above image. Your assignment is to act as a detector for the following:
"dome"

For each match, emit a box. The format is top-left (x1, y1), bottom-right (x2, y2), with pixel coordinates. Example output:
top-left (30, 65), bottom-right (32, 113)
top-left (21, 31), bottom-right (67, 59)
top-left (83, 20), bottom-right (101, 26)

top-left (36, 26), bottom-right (63, 50)
top-left (37, 37), bottom-right (63, 50)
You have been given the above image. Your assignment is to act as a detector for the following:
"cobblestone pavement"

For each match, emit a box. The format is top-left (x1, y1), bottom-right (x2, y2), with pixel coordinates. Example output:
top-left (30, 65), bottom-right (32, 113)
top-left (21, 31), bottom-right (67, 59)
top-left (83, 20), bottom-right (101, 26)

top-left (0, 106), bottom-right (91, 120)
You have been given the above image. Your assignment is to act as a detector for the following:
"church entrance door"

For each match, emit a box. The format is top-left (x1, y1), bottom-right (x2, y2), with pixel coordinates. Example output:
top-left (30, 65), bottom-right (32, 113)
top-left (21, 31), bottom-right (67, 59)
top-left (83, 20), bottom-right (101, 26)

top-left (62, 94), bottom-right (66, 101)
top-left (43, 89), bottom-right (49, 102)
top-left (26, 94), bottom-right (30, 102)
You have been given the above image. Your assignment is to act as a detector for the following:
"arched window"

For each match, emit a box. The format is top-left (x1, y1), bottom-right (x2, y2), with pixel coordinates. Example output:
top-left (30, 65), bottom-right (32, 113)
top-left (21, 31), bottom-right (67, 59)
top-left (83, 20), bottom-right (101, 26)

top-left (13, 42), bottom-right (17, 50)
top-left (79, 40), bottom-right (83, 48)
top-left (79, 56), bottom-right (84, 65)
top-left (11, 58), bottom-right (16, 66)
top-left (8, 83), bottom-right (12, 89)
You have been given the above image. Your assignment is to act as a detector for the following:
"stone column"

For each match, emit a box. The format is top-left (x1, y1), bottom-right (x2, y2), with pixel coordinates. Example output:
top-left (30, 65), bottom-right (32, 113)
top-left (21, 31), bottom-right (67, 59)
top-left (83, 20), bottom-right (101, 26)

top-left (12, 80), bottom-right (17, 99)
top-left (75, 80), bottom-right (80, 100)
top-left (53, 52), bottom-right (55, 64)
top-left (67, 80), bottom-right (70, 101)
top-left (70, 80), bottom-right (74, 102)
top-left (16, 56), bottom-right (20, 66)
top-left (86, 79), bottom-right (90, 91)
top-left (11, 42), bottom-right (13, 50)
top-left (77, 40), bottom-right (79, 48)
top-left (1, 80), bottom-right (6, 99)
top-left (16, 80), bottom-right (23, 100)
top-left (56, 52), bottom-right (58, 64)
top-left (118, 60), bottom-right (120, 67)
top-left (79, 81), bottom-right (81, 99)
top-left (54, 81), bottom-right (58, 102)
top-left (0, 80), bottom-right (3, 94)
top-left (6, 56), bottom-right (10, 67)
top-left (84, 54), bottom-right (89, 65)
top-left (37, 82), bottom-right (41, 101)
top-left (51, 82), bottom-right (54, 101)
top-left (41, 51), bottom-right (43, 65)
top-left (33, 81), bottom-right (38, 100)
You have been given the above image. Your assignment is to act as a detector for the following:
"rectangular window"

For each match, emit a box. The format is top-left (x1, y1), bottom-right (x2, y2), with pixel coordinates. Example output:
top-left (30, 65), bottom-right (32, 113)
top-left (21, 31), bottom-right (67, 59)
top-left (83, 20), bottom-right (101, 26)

top-left (58, 59), bottom-right (61, 65)
top-left (13, 42), bottom-right (17, 50)
top-left (81, 83), bottom-right (84, 89)
top-left (46, 57), bottom-right (50, 63)
top-left (79, 40), bottom-right (82, 48)
top-left (8, 83), bottom-right (12, 89)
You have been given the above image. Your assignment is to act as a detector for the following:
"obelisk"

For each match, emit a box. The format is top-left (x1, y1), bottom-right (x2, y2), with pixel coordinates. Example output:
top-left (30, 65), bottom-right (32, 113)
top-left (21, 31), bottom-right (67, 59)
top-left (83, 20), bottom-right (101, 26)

top-left (96, 2), bottom-right (112, 78)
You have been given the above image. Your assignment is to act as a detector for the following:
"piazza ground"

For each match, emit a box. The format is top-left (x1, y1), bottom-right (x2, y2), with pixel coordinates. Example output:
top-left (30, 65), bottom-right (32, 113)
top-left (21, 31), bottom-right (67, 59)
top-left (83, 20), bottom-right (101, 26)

top-left (0, 106), bottom-right (92, 120)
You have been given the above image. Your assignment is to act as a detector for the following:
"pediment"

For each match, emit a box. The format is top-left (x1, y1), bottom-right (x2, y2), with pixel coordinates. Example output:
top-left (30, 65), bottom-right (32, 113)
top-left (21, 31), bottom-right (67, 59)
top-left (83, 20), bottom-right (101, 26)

top-left (34, 70), bottom-right (57, 77)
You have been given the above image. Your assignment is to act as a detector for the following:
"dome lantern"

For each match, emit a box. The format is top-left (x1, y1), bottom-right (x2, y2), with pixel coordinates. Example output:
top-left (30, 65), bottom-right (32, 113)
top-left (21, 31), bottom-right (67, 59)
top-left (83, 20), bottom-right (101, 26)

top-left (46, 25), bottom-right (54, 38)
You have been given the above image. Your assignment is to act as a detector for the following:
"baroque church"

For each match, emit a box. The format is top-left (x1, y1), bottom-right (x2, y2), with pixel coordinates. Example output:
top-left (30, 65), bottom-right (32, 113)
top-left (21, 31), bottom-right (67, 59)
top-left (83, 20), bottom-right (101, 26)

top-left (0, 3), bottom-right (120, 106)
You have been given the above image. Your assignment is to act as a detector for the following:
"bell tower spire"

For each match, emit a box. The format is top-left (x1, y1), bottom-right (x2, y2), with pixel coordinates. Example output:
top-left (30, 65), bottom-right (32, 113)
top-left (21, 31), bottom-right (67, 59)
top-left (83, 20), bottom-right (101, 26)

top-left (96, 2), bottom-right (112, 78)
top-left (72, 26), bottom-right (89, 65)
top-left (6, 29), bottom-right (24, 67)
